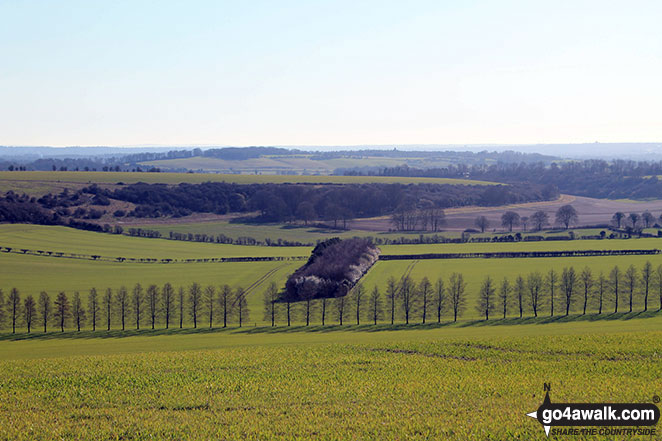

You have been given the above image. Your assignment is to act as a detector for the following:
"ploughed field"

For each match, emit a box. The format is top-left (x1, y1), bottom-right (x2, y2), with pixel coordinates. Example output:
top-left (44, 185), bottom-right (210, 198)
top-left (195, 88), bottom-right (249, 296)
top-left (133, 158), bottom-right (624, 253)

top-left (1, 318), bottom-right (661, 441)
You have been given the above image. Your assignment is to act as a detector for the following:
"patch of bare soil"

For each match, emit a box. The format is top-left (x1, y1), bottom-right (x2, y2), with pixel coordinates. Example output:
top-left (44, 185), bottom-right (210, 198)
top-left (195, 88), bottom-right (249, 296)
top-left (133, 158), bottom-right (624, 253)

top-left (347, 195), bottom-right (662, 232)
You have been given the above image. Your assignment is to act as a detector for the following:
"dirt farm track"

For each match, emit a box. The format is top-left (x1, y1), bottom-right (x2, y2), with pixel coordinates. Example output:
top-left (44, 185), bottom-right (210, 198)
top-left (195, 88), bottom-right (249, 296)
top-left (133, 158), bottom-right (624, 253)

top-left (348, 195), bottom-right (662, 231)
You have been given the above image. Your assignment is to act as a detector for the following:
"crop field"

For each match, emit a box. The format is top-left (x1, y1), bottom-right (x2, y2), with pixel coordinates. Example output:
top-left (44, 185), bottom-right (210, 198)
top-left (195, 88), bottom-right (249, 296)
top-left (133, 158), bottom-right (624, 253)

top-left (362, 257), bottom-right (662, 318)
top-left (135, 219), bottom-right (465, 244)
top-left (0, 171), bottom-right (494, 196)
top-left (0, 225), bottom-right (310, 260)
top-left (0, 318), bottom-right (661, 440)
top-left (3, 225), bottom-right (662, 326)
top-left (140, 154), bottom-right (466, 175)
top-left (378, 237), bottom-right (662, 254)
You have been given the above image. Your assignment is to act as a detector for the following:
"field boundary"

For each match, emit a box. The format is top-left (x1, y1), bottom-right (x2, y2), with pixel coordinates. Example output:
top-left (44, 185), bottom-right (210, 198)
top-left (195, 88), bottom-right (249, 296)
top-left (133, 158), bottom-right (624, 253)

top-left (379, 249), bottom-right (661, 260)
top-left (0, 246), bottom-right (306, 264)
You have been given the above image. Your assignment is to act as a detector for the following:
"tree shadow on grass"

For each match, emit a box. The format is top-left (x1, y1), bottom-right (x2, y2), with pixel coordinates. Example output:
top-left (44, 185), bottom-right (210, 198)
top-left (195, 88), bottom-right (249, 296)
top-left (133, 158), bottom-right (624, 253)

top-left (1, 311), bottom-right (660, 341)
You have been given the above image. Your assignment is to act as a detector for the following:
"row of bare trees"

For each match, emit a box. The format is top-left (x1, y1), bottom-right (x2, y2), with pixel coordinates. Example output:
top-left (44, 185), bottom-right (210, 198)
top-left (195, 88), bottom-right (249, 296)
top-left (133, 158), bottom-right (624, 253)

top-left (4, 262), bottom-right (660, 333)
top-left (391, 207), bottom-right (446, 232)
top-left (266, 262), bottom-right (662, 327)
top-left (475, 205), bottom-right (579, 233)
top-left (611, 211), bottom-right (661, 229)
top-left (0, 283), bottom-right (250, 333)
top-left (264, 274), bottom-right (468, 326)
top-left (475, 262), bottom-right (662, 320)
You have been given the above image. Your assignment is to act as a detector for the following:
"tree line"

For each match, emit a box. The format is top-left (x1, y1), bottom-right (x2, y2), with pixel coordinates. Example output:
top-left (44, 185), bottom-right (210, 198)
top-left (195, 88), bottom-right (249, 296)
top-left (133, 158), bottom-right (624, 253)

top-left (3, 262), bottom-right (661, 333)
top-left (375, 159), bottom-right (662, 200)
top-left (268, 262), bottom-right (662, 327)
top-left (0, 283), bottom-right (251, 333)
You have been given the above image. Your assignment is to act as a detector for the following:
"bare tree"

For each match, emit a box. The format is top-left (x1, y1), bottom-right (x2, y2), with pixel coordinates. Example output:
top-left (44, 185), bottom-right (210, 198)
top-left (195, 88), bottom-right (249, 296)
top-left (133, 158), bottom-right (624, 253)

top-left (628, 212), bottom-right (640, 229)
top-left (132, 283), bottom-right (143, 330)
top-left (54, 291), bottom-right (70, 332)
top-left (527, 272), bottom-right (543, 317)
top-left (501, 211), bottom-right (520, 232)
top-left (285, 298), bottom-right (293, 326)
top-left (233, 287), bottom-right (248, 327)
top-left (320, 298), bottom-right (328, 325)
top-left (531, 211), bottom-right (549, 231)
top-left (38, 291), bottom-right (51, 332)
top-left (296, 201), bottom-right (316, 225)
top-left (7, 288), bottom-right (20, 333)
top-left (162, 283), bottom-right (174, 329)
top-left (476, 276), bottom-right (496, 320)
top-left (219, 285), bottom-right (233, 328)
top-left (399, 275), bottom-right (416, 324)
top-left (88, 288), bottom-right (99, 331)
top-left (556, 205), bottom-right (578, 229)
top-left (657, 265), bottom-right (662, 311)
top-left (434, 278), bottom-right (445, 323)
top-left (609, 266), bottom-right (621, 313)
top-left (24, 295), bottom-right (36, 333)
top-left (475, 216), bottom-right (489, 233)
top-left (116, 286), bottom-right (128, 330)
top-left (642, 211), bottom-right (655, 228)
top-left (334, 295), bottom-right (347, 325)
top-left (103, 288), bottom-right (112, 330)
top-left (353, 283), bottom-right (365, 325)
top-left (418, 277), bottom-right (432, 324)
top-left (263, 282), bottom-right (279, 327)
top-left (300, 280), bottom-right (316, 326)
top-left (147, 284), bottom-right (159, 329)
top-left (188, 282), bottom-right (202, 328)
top-left (560, 267), bottom-right (577, 316)
top-left (428, 208), bottom-right (446, 232)
top-left (448, 272), bottom-right (467, 322)
top-left (178, 286), bottom-right (185, 328)
top-left (204, 285), bottom-right (215, 329)
top-left (520, 216), bottom-right (529, 232)
top-left (368, 286), bottom-right (383, 325)
top-left (595, 272), bottom-right (606, 314)
top-left (624, 264), bottom-right (638, 313)
top-left (385, 276), bottom-right (398, 325)
top-left (579, 267), bottom-right (593, 315)
top-left (498, 277), bottom-right (511, 319)
top-left (641, 262), bottom-right (652, 312)
top-left (612, 212), bottom-right (625, 229)
top-left (72, 292), bottom-right (86, 332)
top-left (547, 269), bottom-right (558, 317)
top-left (514, 275), bottom-right (525, 318)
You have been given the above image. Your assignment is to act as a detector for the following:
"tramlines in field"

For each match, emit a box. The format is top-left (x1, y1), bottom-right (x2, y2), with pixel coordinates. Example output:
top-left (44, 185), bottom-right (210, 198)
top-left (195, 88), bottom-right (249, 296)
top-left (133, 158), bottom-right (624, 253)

top-left (1, 320), bottom-right (660, 441)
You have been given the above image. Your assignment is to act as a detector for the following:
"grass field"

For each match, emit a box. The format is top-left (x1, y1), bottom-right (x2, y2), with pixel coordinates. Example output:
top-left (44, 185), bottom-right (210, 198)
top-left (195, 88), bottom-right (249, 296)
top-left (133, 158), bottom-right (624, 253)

top-left (136, 219), bottom-right (467, 244)
top-left (140, 154), bottom-right (468, 175)
top-left (0, 224), bottom-right (310, 259)
top-left (0, 317), bottom-right (661, 440)
top-left (3, 225), bottom-right (662, 326)
top-left (0, 171), bottom-right (495, 196)
top-left (131, 221), bottom-right (618, 244)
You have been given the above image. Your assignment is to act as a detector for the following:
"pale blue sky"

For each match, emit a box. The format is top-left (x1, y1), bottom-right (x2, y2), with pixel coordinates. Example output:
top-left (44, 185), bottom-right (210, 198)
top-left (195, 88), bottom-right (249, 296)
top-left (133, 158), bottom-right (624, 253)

top-left (1, 0), bottom-right (661, 146)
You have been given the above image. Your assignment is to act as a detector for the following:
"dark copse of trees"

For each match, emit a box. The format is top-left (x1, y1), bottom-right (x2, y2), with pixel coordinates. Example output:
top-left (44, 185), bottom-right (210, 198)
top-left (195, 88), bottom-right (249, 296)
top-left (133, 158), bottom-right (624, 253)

top-left (283, 238), bottom-right (380, 302)
top-left (87, 181), bottom-right (555, 222)
top-left (376, 159), bottom-right (662, 199)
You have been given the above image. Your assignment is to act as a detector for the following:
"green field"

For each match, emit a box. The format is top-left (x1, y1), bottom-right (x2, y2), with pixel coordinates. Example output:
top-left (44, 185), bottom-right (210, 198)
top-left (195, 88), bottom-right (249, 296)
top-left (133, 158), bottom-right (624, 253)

top-left (379, 236), bottom-right (662, 254)
top-left (136, 219), bottom-right (467, 244)
top-left (1, 317), bottom-right (661, 440)
top-left (141, 154), bottom-right (470, 175)
top-left (2, 225), bottom-right (662, 326)
top-left (0, 224), bottom-right (310, 259)
top-left (0, 171), bottom-right (494, 196)
top-left (135, 221), bottom-right (620, 245)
